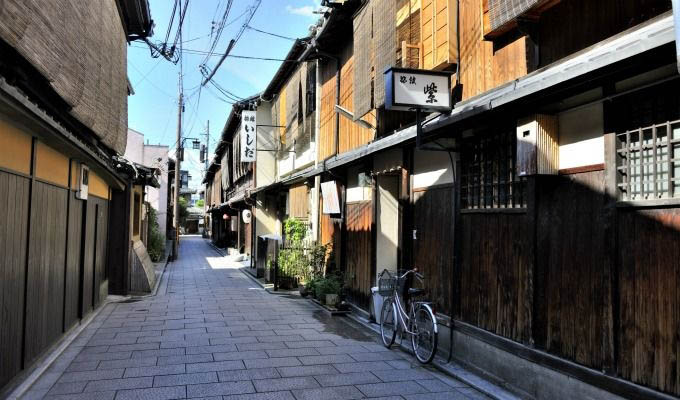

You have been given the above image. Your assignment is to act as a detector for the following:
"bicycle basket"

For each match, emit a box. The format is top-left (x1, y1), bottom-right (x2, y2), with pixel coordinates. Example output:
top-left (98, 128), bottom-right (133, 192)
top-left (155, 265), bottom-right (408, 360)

top-left (378, 270), bottom-right (397, 296)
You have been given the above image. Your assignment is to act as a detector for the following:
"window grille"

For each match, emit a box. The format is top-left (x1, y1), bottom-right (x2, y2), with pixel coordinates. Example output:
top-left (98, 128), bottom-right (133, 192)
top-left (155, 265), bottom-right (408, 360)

top-left (306, 64), bottom-right (316, 115)
top-left (616, 120), bottom-right (680, 201)
top-left (461, 130), bottom-right (526, 209)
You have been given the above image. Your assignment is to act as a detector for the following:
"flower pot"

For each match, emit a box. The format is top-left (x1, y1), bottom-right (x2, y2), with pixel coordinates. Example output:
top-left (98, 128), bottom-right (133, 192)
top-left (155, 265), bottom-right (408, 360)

top-left (325, 294), bottom-right (339, 307)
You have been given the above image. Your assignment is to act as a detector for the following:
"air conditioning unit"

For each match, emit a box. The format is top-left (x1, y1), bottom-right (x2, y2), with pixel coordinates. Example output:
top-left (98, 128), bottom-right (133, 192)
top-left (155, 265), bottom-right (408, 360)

top-left (76, 163), bottom-right (89, 200)
top-left (516, 114), bottom-right (559, 176)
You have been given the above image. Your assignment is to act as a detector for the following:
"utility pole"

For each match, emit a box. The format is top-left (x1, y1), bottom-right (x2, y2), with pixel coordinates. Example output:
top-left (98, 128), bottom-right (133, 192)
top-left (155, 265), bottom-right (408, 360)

top-left (173, 76), bottom-right (183, 261)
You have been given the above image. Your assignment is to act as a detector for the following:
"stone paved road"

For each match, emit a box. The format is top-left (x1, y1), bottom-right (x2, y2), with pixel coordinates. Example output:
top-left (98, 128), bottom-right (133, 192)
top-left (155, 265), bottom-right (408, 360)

top-left (23, 236), bottom-right (489, 400)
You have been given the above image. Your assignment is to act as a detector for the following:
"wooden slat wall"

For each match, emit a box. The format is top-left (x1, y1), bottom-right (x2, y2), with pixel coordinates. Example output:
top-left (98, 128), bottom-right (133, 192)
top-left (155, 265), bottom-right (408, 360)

top-left (0, 171), bottom-right (30, 388)
top-left (353, 3), bottom-right (373, 120)
top-left (459, 211), bottom-right (533, 343)
top-left (289, 183), bottom-right (309, 219)
top-left (24, 181), bottom-right (68, 364)
top-left (344, 201), bottom-right (373, 310)
top-left (538, 0), bottom-right (671, 67)
top-left (617, 208), bottom-right (680, 396)
top-left (412, 186), bottom-right (454, 315)
top-left (81, 197), bottom-right (97, 317)
top-left (318, 57), bottom-right (337, 161)
top-left (339, 49), bottom-right (376, 154)
top-left (458, 0), bottom-right (528, 101)
top-left (65, 190), bottom-right (83, 328)
top-left (92, 196), bottom-right (109, 308)
top-left (535, 172), bottom-right (610, 370)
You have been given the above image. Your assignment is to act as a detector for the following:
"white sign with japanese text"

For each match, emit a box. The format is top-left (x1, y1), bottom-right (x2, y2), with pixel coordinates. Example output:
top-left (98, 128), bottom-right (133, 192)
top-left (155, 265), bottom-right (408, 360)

top-left (394, 71), bottom-right (451, 109)
top-left (240, 110), bottom-right (257, 162)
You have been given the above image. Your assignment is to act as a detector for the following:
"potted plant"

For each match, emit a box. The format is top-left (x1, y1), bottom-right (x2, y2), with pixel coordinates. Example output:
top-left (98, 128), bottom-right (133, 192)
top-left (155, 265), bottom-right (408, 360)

top-left (315, 275), bottom-right (342, 307)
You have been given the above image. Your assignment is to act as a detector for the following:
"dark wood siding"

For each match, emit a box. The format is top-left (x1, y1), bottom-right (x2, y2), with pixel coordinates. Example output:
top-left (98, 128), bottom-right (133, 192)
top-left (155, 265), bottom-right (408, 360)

top-left (459, 210), bottom-right (533, 343)
top-left (64, 191), bottom-right (83, 330)
top-left (81, 196), bottom-right (97, 316)
top-left (617, 207), bottom-right (680, 395)
top-left (534, 171), bottom-right (611, 370)
top-left (93, 196), bottom-right (109, 308)
top-left (24, 181), bottom-right (68, 364)
top-left (412, 186), bottom-right (455, 316)
top-left (344, 201), bottom-right (374, 309)
top-left (0, 171), bottom-right (30, 388)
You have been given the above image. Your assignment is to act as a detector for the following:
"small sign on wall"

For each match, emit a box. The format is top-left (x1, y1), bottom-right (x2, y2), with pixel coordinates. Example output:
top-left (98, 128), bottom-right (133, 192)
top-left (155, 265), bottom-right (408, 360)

top-left (384, 67), bottom-right (452, 113)
top-left (240, 110), bottom-right (257, 162)
top-left (321, 181), bottom-right (341, 214)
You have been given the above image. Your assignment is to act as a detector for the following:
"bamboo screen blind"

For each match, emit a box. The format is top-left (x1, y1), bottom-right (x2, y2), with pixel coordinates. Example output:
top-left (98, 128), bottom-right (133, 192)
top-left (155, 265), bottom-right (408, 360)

top-left (353, 0), bottom-right (398, 120)
top-left (487, 0), bottom-right (542, 32)
top-left (0, 0), bottom-right (128, 153)
top-left (289, 184), bottom-right (309, 218)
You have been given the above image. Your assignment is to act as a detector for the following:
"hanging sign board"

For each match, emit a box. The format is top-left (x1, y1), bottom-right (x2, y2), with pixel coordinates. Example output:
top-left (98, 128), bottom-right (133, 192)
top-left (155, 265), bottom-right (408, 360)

top-left (321, 181), bottom-right (341, 214)
top-left (384, 67), bottom-right (453, 113)
top-left (240, 110), bottom-right (257, 162)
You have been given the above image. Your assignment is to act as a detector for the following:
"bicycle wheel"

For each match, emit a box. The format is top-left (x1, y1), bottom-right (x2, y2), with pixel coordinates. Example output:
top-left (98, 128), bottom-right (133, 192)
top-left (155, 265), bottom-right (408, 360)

top-left (411, 303), bottom-right (438, 364)
top-left (380, 298), bottom-right (397, 348)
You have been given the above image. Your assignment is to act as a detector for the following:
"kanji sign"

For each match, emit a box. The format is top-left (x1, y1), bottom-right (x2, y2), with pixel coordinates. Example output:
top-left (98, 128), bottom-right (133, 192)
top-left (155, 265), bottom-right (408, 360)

top-left (384, 67), bottom-right (452, 113)
top-left (240, 110), bottom-right (256, 162)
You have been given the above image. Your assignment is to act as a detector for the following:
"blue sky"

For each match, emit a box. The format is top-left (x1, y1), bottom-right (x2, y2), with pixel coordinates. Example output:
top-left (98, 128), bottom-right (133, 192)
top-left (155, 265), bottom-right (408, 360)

top-left (127, 0), bottom-right (320, 190)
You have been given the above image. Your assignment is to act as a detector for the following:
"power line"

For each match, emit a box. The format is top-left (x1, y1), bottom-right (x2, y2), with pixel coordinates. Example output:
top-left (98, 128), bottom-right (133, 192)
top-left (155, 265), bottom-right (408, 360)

top-left (132, 44), bottom-right (292, 62)
top-left (245, 25), bottom-right (296, 41)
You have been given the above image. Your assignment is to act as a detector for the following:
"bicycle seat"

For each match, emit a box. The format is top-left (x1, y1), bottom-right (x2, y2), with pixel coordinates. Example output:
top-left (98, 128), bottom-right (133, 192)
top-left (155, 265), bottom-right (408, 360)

top-left (408, 288), bottom-right (425, 297)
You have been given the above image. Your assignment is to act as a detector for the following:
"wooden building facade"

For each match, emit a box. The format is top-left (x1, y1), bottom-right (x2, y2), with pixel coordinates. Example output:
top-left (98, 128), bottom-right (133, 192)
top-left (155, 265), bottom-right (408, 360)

top-left (0, 0), bottom-right (152, 393)
top-left (211, 0), bottom-right (680, 398)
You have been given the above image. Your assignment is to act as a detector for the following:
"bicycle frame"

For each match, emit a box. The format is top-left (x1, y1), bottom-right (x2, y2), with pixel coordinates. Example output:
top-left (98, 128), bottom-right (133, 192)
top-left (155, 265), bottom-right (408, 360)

top-left (391, 291), bottom-right (418, 336)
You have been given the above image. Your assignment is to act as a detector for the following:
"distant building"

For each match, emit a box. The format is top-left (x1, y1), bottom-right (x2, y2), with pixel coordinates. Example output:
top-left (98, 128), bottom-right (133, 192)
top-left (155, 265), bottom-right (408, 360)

top-left (124, 128), bottom-right (170, 237)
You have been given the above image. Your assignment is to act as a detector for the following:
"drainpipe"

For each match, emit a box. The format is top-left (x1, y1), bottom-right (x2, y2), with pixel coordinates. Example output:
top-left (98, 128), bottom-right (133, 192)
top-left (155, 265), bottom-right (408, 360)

top-left (673, 0), bottom-right (680, 73)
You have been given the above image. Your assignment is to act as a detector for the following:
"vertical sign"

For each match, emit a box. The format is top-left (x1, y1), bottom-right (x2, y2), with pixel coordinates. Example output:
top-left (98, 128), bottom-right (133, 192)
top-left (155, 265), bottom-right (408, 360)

top-left (240, 110), bottom-right (257, 162)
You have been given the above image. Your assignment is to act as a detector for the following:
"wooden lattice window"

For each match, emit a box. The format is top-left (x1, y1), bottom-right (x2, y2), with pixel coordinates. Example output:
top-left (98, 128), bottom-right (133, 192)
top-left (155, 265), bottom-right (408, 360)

top-left (616, 120), bottom-right (680, 201)
top-left (461, 130), bottom-right (526, 209)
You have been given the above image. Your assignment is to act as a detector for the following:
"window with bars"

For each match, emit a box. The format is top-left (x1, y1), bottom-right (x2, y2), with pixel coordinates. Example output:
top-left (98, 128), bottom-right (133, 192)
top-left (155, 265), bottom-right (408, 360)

top-left (616, 120), bottom-right (680, 201)
top-left (461, 130), bottom-right (526, 209)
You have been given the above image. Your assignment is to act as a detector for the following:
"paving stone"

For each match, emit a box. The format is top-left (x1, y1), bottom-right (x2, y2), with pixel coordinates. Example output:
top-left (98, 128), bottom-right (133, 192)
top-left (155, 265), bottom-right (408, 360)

top-left (314, 371), bottom-right (381, 387)
top-left (284, 340), bottom-right (334, 348)
top-left (403, 391), bottom-right (470, 400)
top-left (350, 351), bottom-right (407, 362)
top-left (73, 351), bottom-right (132, 362)
top-left (107, 343), bottom-right (160, 352)
top-left (291, 386), bottom-right (365, 400)
top-left (186, 381), bottom-right (255, 397)
top-left (315, 345), bottom-right (369, 355)
top-left (132, 348), bottom-right (186, 358)
top-left (65, 361), bottom-right (100, 372)
top-left (456, 387), bottom-right (494, 399)
top-left (157, 353), bottom-right (213, 365)
top-left (222, 392), bottom-right (296, 400)
top-left (160, 339), bottom-right (211, 348)
top-left (298, 354), bottom-right (355, 365)
top-left (115, 385), bottom-right (187, 400)
top-left (186, 360), bottom-right (246, 373)
top-left (217, 367), bottom-right (280, 382)
top-left (213, 350), bottom-right (269, 361)
top-left (243, 357), bottom-right (301, 369)
top-left (235, 342), bottom-right (288, 351)
top-left (357, 381), bottom-right (429, 397)
top-left (256, 335), bottom-right (305, 343)
top-left (98, 357), bottom-right (157, 370)
top-left (58, 369), bottom-right (125, 383)
top-left (185, 344), bottom-right (237, 355)
top-left (276, 365), bottom-right (339, 378)
top-left (83, 377), bottom-right (153, 392)
top-left (416, 378), bottom-right (456, 392)
top-left (153, 372), bottom-right (218, 386)
top-left (265, 348), bottom-right (320, 358)
top-left (373, 368), bottom-right (437, 382)
top-left (252, 377), bottom-right (320, 392)
top-left (44, 391), bottom-right (116, 400)
top-left (46, 381), bottom-right (88, 395)
top-left (123, 365), bottom-right (187, 378)
top-left (230, 330), bottom-right (277, 337)
top-left (208, 336), bottom-right (259, 346)
top-left (386, 359), bottom-right (415, 369)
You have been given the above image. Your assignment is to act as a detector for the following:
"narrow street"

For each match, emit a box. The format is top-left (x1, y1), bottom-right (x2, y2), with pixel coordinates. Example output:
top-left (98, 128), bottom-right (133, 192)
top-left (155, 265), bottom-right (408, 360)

top-left (22, 237), bottom-right (487, 400)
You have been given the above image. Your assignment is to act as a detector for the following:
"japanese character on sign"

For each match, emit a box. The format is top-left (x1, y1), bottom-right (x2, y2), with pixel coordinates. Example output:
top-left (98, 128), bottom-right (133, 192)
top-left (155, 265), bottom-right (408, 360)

top-left (424, 82), bottom-right (438, 104)
top-left (240, 110), bottom-right (257, 162)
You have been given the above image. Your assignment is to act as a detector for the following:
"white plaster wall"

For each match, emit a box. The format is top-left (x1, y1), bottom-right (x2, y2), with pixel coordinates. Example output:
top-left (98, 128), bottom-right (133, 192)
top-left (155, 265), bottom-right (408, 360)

top-left (346, 166), bottom-right (371, 202)
top-left (125, 129), bottom-right (144, 163)
top-left (143, 145), bottom-right (169, 237)
top-left (376, 175), bottom-right (399, 279)
top-left (255, 192), bottom-right (278, 237)
top-left (413, 149), bottom-right (454, 189)
top-left (558, 103), bottom-right (604, 170)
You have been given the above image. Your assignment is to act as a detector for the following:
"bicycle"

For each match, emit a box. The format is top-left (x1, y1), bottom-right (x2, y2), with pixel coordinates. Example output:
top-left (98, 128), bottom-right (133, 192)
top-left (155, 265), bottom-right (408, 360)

top-left (378, 268), bottom-right (438, 364)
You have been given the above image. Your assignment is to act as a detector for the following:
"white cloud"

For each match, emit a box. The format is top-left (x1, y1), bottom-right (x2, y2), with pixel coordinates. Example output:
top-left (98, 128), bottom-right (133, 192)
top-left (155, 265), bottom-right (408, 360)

top-left (285, 4), bottom-right (317, 17)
